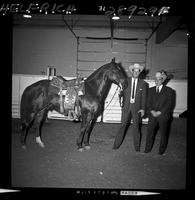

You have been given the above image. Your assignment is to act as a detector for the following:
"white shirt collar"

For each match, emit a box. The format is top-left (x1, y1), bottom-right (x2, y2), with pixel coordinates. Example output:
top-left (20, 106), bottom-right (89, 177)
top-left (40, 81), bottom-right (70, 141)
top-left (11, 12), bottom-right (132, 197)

top-left (132, 77), bottom-right (138, 82)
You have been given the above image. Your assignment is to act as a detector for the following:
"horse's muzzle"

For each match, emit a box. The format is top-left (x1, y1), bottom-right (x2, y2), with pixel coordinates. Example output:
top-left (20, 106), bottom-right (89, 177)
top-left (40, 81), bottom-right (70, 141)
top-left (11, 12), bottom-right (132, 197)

top-left (123, 80), bottom-right (128, 89)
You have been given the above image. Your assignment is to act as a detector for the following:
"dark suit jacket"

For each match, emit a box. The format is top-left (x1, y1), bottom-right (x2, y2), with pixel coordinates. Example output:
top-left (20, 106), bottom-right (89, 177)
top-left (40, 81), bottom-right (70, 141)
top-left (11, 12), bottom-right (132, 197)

top-left (121, 77), bottom-right (148, 122)
top-left (147, 85), bottom-right (176, 119)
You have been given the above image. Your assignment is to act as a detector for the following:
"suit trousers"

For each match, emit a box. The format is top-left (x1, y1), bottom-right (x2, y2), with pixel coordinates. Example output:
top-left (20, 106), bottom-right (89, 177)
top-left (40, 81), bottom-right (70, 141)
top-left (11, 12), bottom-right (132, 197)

top-left (114, 103), bottom-right (142, 151)
top-left (145, 116), bottom-right (171, 154)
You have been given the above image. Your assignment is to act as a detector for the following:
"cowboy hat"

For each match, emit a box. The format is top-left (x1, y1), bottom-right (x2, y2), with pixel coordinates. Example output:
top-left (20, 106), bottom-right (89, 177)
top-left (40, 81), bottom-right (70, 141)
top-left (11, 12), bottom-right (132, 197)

top-left (129, 63), bottom-right (144, 73)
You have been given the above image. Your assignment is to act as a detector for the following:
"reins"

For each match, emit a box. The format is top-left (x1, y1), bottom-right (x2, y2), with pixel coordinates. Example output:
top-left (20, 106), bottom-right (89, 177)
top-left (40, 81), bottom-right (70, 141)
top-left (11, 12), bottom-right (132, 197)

top-left (104, 85), bottom-right (120, 110)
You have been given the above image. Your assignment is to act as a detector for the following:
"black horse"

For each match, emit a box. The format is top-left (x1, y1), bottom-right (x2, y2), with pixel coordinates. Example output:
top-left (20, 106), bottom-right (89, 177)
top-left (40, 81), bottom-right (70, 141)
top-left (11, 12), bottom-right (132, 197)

top-left (20, 58), bottom-right (128, 151)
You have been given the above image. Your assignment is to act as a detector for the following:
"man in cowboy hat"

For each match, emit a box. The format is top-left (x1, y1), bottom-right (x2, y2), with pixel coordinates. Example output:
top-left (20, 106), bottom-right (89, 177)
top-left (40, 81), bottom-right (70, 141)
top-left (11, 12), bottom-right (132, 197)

top-left (113, 63), bottom-right (148, 152)
top-left (144, 70), bottom-right (176, 155)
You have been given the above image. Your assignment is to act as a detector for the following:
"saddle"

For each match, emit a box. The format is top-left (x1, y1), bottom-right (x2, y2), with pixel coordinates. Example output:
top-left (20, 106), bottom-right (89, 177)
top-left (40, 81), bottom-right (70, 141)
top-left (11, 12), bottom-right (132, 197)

top-left (50, 75), bottom-right (79, 89)
top-left (50, 76), bottom-right (85, 118)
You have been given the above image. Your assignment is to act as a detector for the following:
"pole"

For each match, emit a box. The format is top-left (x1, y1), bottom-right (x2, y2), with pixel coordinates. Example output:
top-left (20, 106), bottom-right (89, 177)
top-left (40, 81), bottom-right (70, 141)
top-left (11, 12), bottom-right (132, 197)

top-left (62, 15), bottom-right (78, 78)
top-left (76, 37), bottom-right (79, 78)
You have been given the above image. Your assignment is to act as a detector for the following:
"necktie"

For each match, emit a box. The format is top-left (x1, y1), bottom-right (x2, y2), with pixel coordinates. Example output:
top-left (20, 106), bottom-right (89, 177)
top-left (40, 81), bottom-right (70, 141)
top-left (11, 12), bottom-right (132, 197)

top-left (132, 79), bottom-right (135, 99)
top-left (156, 86), bottom-right (159, 93)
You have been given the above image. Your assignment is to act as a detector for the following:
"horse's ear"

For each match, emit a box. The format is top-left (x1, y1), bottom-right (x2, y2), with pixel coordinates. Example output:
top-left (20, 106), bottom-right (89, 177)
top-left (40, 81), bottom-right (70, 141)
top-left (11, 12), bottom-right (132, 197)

top-left (111, 57), bottom-right (116, 63)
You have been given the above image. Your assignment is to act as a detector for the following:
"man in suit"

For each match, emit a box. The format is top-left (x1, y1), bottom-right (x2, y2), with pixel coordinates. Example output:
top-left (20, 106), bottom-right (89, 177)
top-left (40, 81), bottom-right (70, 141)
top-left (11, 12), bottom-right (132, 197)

top-left (113, 63), bottom-right (148, 152)
top-left (144, 70), bottom-right (176, 155)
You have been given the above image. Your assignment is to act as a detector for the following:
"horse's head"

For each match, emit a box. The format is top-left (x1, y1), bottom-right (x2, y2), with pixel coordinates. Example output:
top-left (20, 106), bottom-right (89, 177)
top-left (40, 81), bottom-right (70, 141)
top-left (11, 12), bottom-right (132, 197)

top-left (108, 58), bottom-right (128, 91)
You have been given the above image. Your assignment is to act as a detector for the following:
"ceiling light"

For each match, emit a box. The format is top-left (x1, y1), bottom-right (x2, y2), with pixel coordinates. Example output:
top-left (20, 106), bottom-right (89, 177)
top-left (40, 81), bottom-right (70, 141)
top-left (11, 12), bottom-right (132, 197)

top-left (23, 14), bottom-right (32, 18)
top-left (112, 13), bottom-right (120, 20)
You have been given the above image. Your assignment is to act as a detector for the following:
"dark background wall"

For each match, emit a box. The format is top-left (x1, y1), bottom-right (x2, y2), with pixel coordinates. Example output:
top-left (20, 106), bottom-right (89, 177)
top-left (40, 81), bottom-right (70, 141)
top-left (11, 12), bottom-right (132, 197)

top-left (12, 14), bottom-right (188, 79)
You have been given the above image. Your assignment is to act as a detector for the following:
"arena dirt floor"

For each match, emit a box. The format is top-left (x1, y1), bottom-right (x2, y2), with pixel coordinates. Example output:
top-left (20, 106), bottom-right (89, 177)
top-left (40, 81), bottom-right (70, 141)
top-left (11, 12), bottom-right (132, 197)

top-left (11, 117), bottom-right (187, 194)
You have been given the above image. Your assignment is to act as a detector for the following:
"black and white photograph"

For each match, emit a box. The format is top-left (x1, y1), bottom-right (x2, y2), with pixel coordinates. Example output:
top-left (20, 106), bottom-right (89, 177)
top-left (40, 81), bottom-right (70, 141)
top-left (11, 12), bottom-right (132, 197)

top-left (1, 0), bottom-right (192, 198)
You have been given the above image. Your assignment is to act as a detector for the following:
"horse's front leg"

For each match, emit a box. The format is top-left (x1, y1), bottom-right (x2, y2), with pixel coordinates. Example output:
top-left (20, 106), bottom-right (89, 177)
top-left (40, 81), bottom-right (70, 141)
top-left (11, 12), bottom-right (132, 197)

top-left (83, 120), bottom-right (95, 150)
top-left (76, 111), bottom-right (93, 151)
top-left (76, 113), bottom-right (87, 151)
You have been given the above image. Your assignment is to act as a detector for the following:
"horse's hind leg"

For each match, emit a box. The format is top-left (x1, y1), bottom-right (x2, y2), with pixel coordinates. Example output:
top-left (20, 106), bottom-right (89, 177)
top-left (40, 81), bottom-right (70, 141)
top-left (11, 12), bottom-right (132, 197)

top-left (34, 110), bottom-right (48, 148)
top-left (20, 117), bottom-right (34, 149)
top-left (20, 122), bottom-right (32, 149)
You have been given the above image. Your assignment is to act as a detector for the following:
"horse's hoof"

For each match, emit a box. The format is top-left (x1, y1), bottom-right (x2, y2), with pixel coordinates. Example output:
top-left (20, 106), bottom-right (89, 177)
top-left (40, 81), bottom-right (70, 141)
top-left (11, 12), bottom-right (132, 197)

top-left (38, 143), bottom-right (45, 148)
top-left (78, 147), bottom-right (84, 152)
top-left (36, 136), bottom-right (45, 148)
top-left (22, 145), bottom-right (26, 149)
top-left (84, 145), bottom-right (91, 150)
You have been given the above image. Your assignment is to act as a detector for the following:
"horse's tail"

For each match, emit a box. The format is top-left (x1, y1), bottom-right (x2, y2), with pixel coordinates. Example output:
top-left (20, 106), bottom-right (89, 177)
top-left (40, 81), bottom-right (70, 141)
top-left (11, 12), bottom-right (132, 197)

top-left (20, 121), bottom-right (27, 132)
top-left (89, 108), bottom-right (95, 122)
top-left (20, 118), bottom-right (35, 135)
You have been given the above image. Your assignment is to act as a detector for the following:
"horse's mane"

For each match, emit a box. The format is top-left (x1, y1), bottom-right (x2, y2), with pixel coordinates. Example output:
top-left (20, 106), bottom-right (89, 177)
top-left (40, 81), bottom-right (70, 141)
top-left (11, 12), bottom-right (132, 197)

top-left (86, 63), bottom-right (109, 82)
top-left (86, 61), bottom-right (127, 82)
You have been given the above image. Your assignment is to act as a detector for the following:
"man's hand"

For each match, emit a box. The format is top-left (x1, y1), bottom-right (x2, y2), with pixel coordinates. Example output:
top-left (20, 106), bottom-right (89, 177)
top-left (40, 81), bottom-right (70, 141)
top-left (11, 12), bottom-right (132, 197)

top-left (156, 111), bottom-right (162, 116)
top-left (138, 109), bottom-right (145, 117)
top-left (119, 90), bottom-right (124, 107)
top-left (151, 110), bottom-right (157, 117)
top-left (151, 110), bottom-right (161, 117)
